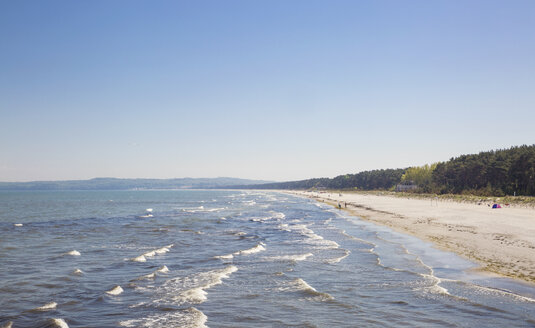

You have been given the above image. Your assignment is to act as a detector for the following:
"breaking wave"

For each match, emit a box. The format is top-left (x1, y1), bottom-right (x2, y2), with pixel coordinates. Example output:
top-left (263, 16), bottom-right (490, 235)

top-left (265, 253), bottom-right (313, 262)
top-left (34, 302), bottom-right (57, 311)
top-left (120, 307), bottom-right (208, 328)
top-left (131, 244), bottom-right (173, 262)
top-left (106, 285), bottom-right (124, 295)
top-left (144, 265), bottom-right (238, 306)
top-left (280, 278), bottom-right (334, 302)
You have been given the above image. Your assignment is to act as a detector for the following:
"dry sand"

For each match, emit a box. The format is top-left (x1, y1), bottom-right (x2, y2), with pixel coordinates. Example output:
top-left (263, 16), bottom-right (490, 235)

top-left (289, 190), bottom-right (535, 283)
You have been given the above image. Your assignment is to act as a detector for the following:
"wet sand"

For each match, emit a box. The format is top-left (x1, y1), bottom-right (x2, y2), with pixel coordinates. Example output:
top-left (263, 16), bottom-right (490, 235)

top-left (289, 190), bottom-right (535, 283)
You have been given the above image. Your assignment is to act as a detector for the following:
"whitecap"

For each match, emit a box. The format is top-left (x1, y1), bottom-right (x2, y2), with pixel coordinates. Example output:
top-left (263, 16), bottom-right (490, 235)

top-left (107, 285), bottom-right (124, 295)
top-left (325, 249), bottom-right (351, 264)
top-left (138, 272), bottom-right (156, 280)
top-left (72, 268), bottom-right (83, 275)
top-left (133, 244), bottom-right (173, 262)
top-left (132, 255), bottom-right (147, 262)
top-left (66, 250), bottom-right (81, 256)
top-left (265, 253), bottom-right (313, 262)
top-left (271, 211), bottom-right (286, 219)
top-left (215, 253), bottom-right (234, 260)
top-left (282, 278), bottom-right (334, 301)
top-left (14, 223), bottom-right (23, 227)
top-left (205, 207), bottom-right (225, 212)
top-left (183, 287), bottom-right (208, 303)
top-left (144, 250), bottom-right (156, 257)
top-left (155, 245), bottom-right (173, 254)
top-left (135, 265), bottom-right (170, 280)
top-left (149, 265), bottom-right (238, 306)
top-left (51, 318), bottom-right (69, 328)
top-left (234, 243), bottom-right (266, 256)
top-left (35, 302), bottom-right (57, 311)
top-left (119, 307), bottom-right (208, 328)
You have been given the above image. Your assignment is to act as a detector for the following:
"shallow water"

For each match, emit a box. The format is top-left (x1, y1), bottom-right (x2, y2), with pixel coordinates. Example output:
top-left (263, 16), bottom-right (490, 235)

top-left (1, 190), bottom-right (534, 327)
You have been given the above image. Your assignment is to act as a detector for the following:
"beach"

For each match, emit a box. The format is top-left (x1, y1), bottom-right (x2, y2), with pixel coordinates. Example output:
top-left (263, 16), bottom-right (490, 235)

top-left (290, 190), bottom-right (535, 283)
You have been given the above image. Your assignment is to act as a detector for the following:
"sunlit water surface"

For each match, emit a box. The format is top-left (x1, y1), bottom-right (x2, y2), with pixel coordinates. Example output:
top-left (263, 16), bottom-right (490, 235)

top-left (1, 190), bottom-right (534, 327)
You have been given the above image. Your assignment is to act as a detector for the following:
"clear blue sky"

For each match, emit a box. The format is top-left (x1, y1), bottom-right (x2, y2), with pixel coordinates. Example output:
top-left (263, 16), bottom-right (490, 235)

top-left (1, 0), bottom-right (534, 182)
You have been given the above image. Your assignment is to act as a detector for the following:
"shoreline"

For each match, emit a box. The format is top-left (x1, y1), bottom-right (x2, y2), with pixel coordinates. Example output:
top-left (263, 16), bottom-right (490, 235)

top-left (286, 190), bottom-right (535, 284)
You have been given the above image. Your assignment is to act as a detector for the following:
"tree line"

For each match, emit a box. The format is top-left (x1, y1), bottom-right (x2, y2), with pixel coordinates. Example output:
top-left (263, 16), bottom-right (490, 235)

top-left (236, 145), bottom-right (535, 196)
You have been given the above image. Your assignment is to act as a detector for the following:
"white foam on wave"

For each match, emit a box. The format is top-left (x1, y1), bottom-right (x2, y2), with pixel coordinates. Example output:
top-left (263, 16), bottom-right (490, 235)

top-left (451, 279), bottom-right (535, 303)
top-left (120, 307), bottom-right (208, 328)
top-left (280, 223), bottom-right (340, 250)
top-left (106, 285), bottom-right (124, 295)
top-left (265, 253), bottom-right (313, 262)
top-left (72, 268), bottom-right (83, 275)
top-left (234, 243), bottom-right (266, 256)
top-left (51, 318), bottom-right (69, 328)
top-left (148, 265), bottom-right (238, 306)
top-left (183, 206), bottom-right (225, 213)
top-left (14, 223), bottom-right (23, 227)
top-left (205, 207), bottom-right (225, 212)
top-left (251, 211), bottom-right (285, 222)
top-left (278, 223), bottom-right (290, 231)
top-left (339, 230), bottom-right (376, 246)
top-left (283, 224), bottom-right (315, 235)
top-left (66, 250), bottom-right (81, 256)
top-left (214, 253), bottom-right (234, 260)
top-left (132, 244), bottom-right (173, 262)
top-left (269, 211), bottom-right (286, 220)
top-left (35, 302), bottom-right (57, 311)
top-left (305, 235), bottom-right (340, 249)
top-left (281, 278), bottom-right (334, 301)
top-left (182, 206), bottom-right (204, 213)
top-left (136, 265), bottom-right (170, 280)
top-left (183, 287), bottom-right (208, 303)
top-left (139, 272), bottom-right (156, 280)
top-left (151, 245), bottom-right (173, 255)
top-left (325, 249), bottom-right (351, 264)
top-left (132, 255), bottom-right (147, 262)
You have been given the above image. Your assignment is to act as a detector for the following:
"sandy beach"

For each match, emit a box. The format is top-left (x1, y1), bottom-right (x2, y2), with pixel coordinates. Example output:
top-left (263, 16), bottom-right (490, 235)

top-left (289, 190), bottom-right (535, 283)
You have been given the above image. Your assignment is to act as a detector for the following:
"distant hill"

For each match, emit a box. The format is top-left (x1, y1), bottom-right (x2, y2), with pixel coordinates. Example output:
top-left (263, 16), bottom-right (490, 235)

top-left (0, 177), bottom-right (273, 191)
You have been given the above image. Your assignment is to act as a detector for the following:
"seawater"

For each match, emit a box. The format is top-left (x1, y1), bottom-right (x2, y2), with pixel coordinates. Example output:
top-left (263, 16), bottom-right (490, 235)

top-left (1, 190), bottom-right (534, 327)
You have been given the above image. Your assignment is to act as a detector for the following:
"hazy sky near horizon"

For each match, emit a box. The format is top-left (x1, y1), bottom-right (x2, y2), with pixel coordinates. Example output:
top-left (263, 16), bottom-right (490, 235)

top-left (1, 0), bottom-right (534, 182)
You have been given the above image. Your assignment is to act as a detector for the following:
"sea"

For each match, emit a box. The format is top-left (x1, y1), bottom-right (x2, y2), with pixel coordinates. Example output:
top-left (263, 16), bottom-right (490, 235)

top-left (1, 190), bottom-right (534, 328)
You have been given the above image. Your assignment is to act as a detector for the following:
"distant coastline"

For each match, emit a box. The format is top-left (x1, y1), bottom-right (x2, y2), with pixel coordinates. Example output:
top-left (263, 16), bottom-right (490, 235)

top-left (0, 177), bottom-right (272, 191)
